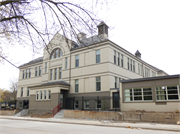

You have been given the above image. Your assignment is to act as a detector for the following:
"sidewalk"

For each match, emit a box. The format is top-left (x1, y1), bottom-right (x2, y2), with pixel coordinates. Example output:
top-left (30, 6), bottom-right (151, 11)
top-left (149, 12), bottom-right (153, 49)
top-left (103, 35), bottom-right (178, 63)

top-left (0, 115), bottom-right (179, 132)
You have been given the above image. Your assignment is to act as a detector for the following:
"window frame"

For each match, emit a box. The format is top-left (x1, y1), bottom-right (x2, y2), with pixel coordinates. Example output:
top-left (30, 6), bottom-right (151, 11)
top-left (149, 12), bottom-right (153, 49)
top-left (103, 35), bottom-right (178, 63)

top-left (22, 70), bottom-right (25, 79)
top-left (44, 90), bottom-right (46, 100)
top-left (48, 90), bottom-right (51, 100)
top-left (96, 77), bottom-right (101, 91)
top-left (36, 91), bottom-right (39, 100)
top-left (75, 79), bottom-right (79, 93)
top-left (54, 68), bottom-right (57, 80)
top-left (156, 85), bottom-right (179, 101)
top-left (114, 50), bottom-right (116, 64)
top-left (65, 57), bottom-right (68, 69)
top-left (21, 88), bottom-right (23, 97)
top-left (121, 54), bottom-right (123, 67)
top-left (59, 67), bottom-right (62, 79)
top-left (50, 69), bottom-right (53, 80)
top-left (118, 53), bottom-right (120, 66)
top-left (35, 67), bottom-right (38, 77)
top-left (96, 50), bottom-right (100, 63)
top-left (124, 87), bottom-right (153, 102)
top-left (74, 101), bottom-right (79, 109)
top-left (39, 66), bottom-right (41, 76)
top-left (27, 88), bottom-right (30, 97)
top-left (75, 55), bottom-right (79, 67)
top-left (84, 100), bottom-right (89, 109)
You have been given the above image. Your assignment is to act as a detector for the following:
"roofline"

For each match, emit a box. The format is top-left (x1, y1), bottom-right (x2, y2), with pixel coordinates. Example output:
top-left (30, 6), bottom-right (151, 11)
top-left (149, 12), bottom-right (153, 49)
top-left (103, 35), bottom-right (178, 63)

top-left (120, 74), bottom-right (180, 83)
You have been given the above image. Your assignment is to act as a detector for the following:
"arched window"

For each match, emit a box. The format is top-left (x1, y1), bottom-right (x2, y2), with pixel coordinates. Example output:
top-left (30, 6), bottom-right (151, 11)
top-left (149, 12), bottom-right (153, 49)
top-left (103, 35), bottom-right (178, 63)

top-left (50, 48), bottom-right (63, 59)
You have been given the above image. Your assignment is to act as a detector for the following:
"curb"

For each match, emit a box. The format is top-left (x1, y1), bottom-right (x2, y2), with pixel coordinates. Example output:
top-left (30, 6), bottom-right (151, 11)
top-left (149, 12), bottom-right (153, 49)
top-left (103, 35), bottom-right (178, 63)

top-left (0, 117), bottom-right (179, 132)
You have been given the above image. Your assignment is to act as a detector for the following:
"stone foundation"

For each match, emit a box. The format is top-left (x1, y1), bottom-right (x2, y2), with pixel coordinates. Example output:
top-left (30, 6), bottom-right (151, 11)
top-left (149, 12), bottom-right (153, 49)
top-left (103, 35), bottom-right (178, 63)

top-left (28, 109), bottom-right (53, 116)
top-left (64, 110), bottom-right (180, 124)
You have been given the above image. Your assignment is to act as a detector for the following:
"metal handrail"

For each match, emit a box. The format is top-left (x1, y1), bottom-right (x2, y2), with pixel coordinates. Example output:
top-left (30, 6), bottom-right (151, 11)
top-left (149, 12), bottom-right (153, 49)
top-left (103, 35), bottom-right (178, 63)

top-left (53, 103), bottom-right (62, 117)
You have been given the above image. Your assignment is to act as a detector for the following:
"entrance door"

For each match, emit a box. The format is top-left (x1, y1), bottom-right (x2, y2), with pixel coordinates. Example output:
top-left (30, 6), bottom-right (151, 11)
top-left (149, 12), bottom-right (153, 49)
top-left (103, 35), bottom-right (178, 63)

top-left (113, 92), bottom-right (120, 109)
top-left (60, 94), bottom-right (63, 108)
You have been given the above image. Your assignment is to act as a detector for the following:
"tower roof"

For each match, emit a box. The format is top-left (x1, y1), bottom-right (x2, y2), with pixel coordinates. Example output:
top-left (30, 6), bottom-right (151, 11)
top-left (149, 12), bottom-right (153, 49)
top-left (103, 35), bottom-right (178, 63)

top-left (135, 50), bottom-right (141, 55)
top-left (97, 21), bottom-right (109, 27)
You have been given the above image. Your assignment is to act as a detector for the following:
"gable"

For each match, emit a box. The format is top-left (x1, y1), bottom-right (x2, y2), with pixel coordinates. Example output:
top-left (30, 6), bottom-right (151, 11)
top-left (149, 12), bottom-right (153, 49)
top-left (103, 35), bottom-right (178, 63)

top-left (43, 33), bottom-right (72, 60)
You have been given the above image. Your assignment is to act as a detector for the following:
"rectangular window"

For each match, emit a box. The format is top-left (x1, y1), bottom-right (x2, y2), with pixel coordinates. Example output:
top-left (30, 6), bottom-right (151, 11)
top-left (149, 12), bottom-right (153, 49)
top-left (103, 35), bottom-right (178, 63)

top-left (84, 101), bottom-right (89, 109)
top-left (114, 50), bottom-right (116, 64)
top-left (75, 79), bottom-right (79, 92)
top-left (39, 66), bottom-right (41, 76)
top-left (118, 53), bottom-right (120, 66)
top-left (65, 57), bottom-right (68, 69)
top-left (124, 89), bottom-right (133, 101)
top-left (27, 88), bottom-right (30, 96)
top-left (124, 88), bottom-right (152, 102)
top-left (115, 77), bottom-right (117, 88)
top-left (134, 88), bottom-right (142, 101)
top-left (96, 100), bottom-right (101, 109)
top-left (54, 68), bottom-right (57, 80)
top-left (48, 90), bottom-right (51, 99)
top-left (29, 69), bottom-right (31, 78)
top-left (40, 91), bottom-right (42, 100)
top-left (75, 101), bottom-right (78, 109)
top-left (59, 67), bottom-right (62, 79)
top-left (26, 69), bottom-right (28, 79)
top-left (143, 87), bottom-right (152, 100)
top-left (127, 58), bottom-right (129, 70)
top-left (138, 64), bottom-right (140, 75)
top-left (35, 67), bottom-right (38, 77)
top-left (96, 77), bottom-right (101, 91)
top-left (45, 62), bottom-right (47, 73)
top-left (50, 69), bottom-right (53, 80)
top-left (167, 86), bottom-right (179, 100)
top-left (36, 91), bottom-right (39, 100)
top-left (121, 54), bottom-right (123, 67)
top-left (44, 91), bottom-right (46, 100)
top-left (130, 59), bottom-right (132, 71)
top-left (133, 61), bottom-right (135, 72)
top-left (21, 88), bottom-right (23, 97)
top-left (157, 86), bottom-right (179, 100)
top-left (96, 50), bottom-right (100, 63)
top-left (22, 70), bottom-right (25, 79)
top-left (156, 86), bottom-right (167, 100)
top-left (75, 55), bottom-right (79, 67)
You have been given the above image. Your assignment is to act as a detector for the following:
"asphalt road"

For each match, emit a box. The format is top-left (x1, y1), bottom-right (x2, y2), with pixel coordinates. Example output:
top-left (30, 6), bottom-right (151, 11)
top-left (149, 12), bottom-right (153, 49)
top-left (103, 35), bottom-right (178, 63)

top-left (0, 119), bottom-right (179, 134)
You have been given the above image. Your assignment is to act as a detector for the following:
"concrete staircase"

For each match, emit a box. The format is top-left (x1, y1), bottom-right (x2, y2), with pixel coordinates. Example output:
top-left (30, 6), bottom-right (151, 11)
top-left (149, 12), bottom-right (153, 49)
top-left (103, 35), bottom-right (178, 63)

top-left (53, 110), bottom-right (64, 118)
top-left (14, 109), bottom-right (29, 117)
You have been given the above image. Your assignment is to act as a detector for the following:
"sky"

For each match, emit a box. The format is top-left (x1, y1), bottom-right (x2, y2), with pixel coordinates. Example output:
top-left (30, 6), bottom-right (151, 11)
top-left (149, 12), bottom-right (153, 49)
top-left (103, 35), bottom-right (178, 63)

top-left (0, 0), bottom-right (180, 90)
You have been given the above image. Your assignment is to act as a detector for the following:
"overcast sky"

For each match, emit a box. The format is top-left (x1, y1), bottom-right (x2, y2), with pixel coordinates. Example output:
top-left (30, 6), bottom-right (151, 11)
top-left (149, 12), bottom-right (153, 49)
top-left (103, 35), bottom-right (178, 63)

top-left (0, 0), bottom-right (179, 90)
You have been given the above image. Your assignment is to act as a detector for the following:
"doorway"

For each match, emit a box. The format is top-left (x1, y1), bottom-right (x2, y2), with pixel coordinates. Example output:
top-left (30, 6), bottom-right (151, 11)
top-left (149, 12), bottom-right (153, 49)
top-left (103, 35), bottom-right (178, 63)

top-left (113, 92), bottom-right (120, 109)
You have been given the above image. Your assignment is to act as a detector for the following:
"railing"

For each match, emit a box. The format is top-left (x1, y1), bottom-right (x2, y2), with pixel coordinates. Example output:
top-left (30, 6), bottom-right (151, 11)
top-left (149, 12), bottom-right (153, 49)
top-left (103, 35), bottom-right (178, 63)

top-left (53, 103), bottom-right (62, 117)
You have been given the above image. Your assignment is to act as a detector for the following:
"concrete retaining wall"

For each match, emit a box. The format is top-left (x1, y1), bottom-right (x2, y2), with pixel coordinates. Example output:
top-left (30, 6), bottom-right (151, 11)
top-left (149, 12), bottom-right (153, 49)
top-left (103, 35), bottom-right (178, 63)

top-left (0, 110), bottom-right (15, 115)
top-left (64, 110), bottom-right (122, 121)
top-left (64, 110), bottom-right (180, 124)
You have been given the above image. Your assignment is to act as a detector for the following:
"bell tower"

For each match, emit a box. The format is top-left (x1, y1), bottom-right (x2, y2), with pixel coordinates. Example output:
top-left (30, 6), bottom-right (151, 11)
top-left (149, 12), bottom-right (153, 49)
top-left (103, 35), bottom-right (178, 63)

top-left (97, 21), bottom-right (109, 39)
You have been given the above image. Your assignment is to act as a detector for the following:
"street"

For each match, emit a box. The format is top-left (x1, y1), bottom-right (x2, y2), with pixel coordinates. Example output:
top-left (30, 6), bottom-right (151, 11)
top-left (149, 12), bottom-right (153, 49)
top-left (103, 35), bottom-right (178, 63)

top-left (0, 119), bottom-right (179, 134)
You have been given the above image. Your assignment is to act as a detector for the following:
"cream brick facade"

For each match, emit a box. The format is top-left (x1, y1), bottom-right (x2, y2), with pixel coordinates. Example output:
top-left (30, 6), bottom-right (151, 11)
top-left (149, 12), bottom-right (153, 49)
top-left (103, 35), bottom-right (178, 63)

top-left (16, 22), bottom-right (168, 112)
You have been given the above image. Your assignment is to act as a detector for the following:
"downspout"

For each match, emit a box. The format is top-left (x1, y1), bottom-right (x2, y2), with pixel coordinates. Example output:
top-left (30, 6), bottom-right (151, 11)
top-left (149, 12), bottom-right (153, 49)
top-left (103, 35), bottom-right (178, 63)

top-left (69, 49), bottom-right (72, 97)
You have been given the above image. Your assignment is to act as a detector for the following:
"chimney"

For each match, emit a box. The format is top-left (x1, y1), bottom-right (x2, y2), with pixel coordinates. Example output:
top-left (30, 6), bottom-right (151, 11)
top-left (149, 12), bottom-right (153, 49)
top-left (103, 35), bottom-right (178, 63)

top-left (97, 21), bottom-right (109, 39)
top-left (135, 50), bottom-right (141, 59)
top-left (77, 32), bottom-right (86, 41)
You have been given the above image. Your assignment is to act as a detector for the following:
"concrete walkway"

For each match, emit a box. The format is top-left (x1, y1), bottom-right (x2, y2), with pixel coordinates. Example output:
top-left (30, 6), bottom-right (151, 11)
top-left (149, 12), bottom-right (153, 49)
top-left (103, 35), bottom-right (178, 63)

top-left (0, 115), bottom-right (179, 132)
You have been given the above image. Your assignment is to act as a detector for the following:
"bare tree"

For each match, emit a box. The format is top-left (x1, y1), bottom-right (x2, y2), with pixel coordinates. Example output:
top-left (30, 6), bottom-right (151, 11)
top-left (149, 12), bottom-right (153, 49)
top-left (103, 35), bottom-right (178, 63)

top-left (0, 0), bottom-right (111, 65)
top-left (9, 78), bottom-right (18, 100)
